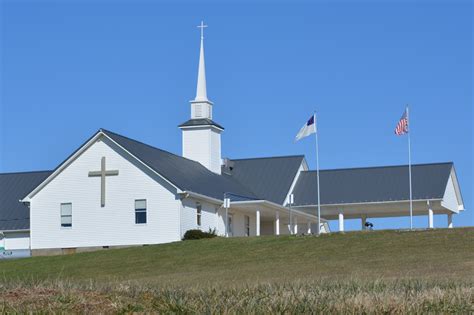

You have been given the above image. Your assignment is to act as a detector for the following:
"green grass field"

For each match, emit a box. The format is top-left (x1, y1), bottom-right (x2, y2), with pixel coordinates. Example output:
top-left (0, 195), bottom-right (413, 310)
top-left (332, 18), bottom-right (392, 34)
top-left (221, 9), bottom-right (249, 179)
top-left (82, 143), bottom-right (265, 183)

top-left (1, 228), bottom-right (473, 313)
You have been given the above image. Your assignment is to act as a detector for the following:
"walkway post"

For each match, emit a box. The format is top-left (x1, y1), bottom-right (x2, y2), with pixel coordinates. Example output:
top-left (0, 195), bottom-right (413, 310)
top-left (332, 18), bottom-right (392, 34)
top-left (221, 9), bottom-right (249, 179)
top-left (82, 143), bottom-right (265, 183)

top-left (275, 211), bottom-right (280, 235)
top-left (288, 194), bottom-right (294, 234)
top-left (224, 194), bottom-right (230, 237)
top-left (427, 200), bottom-right (433, 229)
top-left (447, 213), bottom-right (453, 228)
top-left (256, 209), bottom-right (261, 236)
top-left (338, 213), bottom-right (344, 232)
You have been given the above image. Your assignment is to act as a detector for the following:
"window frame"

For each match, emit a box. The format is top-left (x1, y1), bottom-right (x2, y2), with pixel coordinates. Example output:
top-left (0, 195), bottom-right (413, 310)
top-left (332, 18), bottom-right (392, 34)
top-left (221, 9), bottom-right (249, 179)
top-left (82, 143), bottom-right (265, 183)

top-left (135, 199), bottom-right (147, 225)
top-left (60, 203), bottom-right (72, 228)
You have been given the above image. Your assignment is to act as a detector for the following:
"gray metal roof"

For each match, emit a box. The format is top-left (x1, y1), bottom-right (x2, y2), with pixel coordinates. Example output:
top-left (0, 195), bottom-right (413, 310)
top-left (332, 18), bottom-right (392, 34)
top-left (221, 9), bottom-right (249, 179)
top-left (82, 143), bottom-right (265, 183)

top-left (0, 171), bottom-right (52, 231)
top-left (102, 129), bottom-right (256, 201)
top-left (292, 162), bottom-right (454, 206)
top-left (2, 129), bottom-right (455, 232)
top-left (223, 156), bottom-right (304, 204)
top-left (178, 119), bottom-right (224, 130)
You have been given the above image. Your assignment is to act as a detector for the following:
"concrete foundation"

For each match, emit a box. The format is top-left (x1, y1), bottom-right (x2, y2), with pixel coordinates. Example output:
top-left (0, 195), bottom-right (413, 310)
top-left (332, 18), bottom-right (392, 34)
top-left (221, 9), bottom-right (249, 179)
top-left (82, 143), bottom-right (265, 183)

top-left (31, 244), bottom-right (144, 256)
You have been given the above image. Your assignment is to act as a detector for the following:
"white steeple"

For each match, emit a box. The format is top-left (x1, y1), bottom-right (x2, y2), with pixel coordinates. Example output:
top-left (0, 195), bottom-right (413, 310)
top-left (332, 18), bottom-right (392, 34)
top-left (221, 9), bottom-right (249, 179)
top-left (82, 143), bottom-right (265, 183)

top-left (195, 21), bottom-right (208, 102)
top-left (190, 21), bottom-right (213, 119)
top-left (180, 21), bottom-right (223, 175)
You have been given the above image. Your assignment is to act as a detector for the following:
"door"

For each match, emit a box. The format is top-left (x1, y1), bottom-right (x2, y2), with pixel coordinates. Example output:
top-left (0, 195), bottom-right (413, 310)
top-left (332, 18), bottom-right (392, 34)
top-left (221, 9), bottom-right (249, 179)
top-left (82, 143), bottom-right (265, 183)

top-left (244, 215), bottom-right (250, 236)
top-left (227, 214), bottom-right (234, 237)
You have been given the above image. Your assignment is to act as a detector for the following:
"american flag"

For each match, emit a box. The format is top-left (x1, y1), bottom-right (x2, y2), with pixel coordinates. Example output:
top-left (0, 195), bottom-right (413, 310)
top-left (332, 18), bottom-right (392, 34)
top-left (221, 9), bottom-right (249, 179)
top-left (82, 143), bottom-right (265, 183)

top-left (394, 109), bottom-right (409, 135)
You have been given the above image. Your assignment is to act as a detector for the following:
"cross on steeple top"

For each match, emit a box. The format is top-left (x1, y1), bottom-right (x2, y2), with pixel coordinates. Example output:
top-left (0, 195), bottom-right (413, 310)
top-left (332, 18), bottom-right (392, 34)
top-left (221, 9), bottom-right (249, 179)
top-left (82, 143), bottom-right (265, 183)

top-left (193, 20), bottom-right (210, 104)
top-left (197, 21), bottom-right (207, 39)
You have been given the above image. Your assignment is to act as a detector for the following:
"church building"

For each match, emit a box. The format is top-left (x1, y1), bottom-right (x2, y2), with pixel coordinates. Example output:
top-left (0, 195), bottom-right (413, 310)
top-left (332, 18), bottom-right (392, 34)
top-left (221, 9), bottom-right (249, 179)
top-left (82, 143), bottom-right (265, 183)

top-left (0, 24), bottom-right (465, 257)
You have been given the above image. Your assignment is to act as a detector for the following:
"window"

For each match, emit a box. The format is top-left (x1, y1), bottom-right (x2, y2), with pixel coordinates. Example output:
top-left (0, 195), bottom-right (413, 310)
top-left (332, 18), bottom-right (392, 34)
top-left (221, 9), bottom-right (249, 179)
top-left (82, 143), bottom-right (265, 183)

top-left (60, 203), bottom-right (72, 228)
top-left (135, 199), bottom-right (147, 224)
top-left (245, 215), bottom-right (250, 236)
top-left (197, 203), bottom-right (202, 226)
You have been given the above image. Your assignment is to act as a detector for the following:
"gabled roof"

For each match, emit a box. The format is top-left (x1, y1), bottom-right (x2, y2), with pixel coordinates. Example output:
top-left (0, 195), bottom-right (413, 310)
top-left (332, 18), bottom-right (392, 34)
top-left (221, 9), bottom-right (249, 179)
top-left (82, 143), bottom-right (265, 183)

top-left (178, 118), bottom-right (224, 130)
top-left (101, 129), bottom-right (255, 201)
top-left (0, 171), bottom-right (52, 231)
top-left (292, 162), bottom-right (455, 206)
top-left (222, 156), bottom-right (305, 204)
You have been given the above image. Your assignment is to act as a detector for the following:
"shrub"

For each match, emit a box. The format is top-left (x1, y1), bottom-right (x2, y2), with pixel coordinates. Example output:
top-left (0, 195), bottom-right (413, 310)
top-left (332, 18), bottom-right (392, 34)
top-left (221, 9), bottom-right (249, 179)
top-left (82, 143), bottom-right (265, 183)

top-left (182, 229), bottom-right (217, 240)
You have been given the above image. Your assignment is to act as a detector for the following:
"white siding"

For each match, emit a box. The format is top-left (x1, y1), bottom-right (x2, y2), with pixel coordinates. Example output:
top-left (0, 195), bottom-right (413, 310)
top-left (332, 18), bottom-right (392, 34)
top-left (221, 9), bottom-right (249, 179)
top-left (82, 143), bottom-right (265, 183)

top-left (4, 232), bottom-right (30, 250)
top-left (180, 199), bottom-right (219, 237)
top-left (214, 209), bottom-right (257, 237)
top-left (285, 161), bottom-right (307, 205)
top-left (183, 128), bottom-right (210, 169)
top-left (210, 130), bottom-right (221, 174)
top-left (217, 208), bottom-right (226, 236)
top-left (182, 127), bottom-right (221, 174)
top-left (441, 172), bottom-right (461, 213)
top-left (29, 136), bottom-right (181, 250)
top-left (231, 211), bottom-right (256, 237)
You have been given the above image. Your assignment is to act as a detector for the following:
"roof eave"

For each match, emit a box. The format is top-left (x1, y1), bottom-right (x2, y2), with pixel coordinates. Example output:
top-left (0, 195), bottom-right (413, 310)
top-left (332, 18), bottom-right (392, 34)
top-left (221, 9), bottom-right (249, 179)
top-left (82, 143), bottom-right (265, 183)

top-left (22, 130), bottom-right (104, 200)
top-left (179, 125), bottom-right (224, 132)
top-left (179, 191), bottom-right (224, 205)
top-left (292, 198), bottom-right (444, 208)
top-left (231, 199), bottom-right (325, 222)
top-left (0, 229), bottom-right (30, 233)
top-left (23, 130), bottom-right (185, 201)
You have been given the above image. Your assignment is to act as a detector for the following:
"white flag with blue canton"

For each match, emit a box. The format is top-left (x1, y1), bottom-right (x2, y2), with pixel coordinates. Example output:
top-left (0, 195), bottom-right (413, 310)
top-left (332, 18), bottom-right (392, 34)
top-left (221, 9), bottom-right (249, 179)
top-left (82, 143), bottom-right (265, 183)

top-left (295, 114), bottom-right (317, 141)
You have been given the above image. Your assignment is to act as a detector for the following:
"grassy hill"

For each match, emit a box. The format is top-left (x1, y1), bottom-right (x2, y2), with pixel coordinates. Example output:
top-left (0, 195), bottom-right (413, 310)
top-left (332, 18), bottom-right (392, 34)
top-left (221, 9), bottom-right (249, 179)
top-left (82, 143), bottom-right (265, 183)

top-left (1, 228), bottom-right (473, 312)
top-left (1, 228), bottom-right (473, 285)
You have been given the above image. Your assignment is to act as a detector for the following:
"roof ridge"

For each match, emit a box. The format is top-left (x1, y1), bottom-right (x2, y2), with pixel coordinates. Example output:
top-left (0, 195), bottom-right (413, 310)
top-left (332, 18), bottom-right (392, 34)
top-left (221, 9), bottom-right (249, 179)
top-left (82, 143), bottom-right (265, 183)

top-left (230, 155), bottom-right (305, 161)
top-left (0, 170), bottom-right (53, 176)
top-left (100, 128), bottom-right (241, 188)
top-left (302, 162), bottom-right (454, 173)
top-left (100, 128), bottom-right (204, 166)
top-left (101, 128), bottom-right (259, 201)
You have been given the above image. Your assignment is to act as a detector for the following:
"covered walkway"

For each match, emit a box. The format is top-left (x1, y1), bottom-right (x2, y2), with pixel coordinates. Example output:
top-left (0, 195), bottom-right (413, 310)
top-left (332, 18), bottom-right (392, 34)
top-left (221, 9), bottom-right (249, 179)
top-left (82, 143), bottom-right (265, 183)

top-left (290, 162), bottom-right (464, 231)
top-left (227, 199), bottom-right (329, 236)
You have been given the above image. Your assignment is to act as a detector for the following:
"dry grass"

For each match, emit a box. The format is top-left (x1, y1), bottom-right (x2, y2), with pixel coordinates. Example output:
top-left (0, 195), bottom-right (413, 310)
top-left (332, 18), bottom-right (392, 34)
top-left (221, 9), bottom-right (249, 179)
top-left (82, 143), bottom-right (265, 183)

top-left (0, 279), bottom-right (472, 313)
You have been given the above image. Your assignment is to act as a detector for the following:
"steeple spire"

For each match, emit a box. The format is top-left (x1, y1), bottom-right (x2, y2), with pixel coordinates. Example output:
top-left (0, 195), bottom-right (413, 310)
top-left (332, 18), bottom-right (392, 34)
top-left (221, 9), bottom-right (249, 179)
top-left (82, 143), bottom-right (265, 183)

top-left (195, 21), bottom-right (208, 102)
top-left (180, 20), bottom-right (222, 174)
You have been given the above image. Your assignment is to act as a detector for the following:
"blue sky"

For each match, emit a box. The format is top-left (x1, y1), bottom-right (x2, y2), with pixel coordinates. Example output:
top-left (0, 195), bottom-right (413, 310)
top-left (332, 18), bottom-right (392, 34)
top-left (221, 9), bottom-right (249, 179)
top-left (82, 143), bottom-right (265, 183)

top-left (1, 0), bottom-right (472, 230)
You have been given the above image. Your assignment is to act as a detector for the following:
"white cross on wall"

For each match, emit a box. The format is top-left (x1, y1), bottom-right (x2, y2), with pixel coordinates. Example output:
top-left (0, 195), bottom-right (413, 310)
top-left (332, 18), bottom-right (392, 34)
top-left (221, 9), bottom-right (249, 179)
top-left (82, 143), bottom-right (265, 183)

top-left (88, 156), bottom-right (119, 207)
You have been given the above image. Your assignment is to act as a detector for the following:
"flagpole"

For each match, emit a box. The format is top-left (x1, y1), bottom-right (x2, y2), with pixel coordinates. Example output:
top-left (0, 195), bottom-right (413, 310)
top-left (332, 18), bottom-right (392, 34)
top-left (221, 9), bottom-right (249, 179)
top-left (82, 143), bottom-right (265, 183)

top-left (314, 112), bottom-right (321, 235)
top-left (407, 105), bottom-right (413, 230)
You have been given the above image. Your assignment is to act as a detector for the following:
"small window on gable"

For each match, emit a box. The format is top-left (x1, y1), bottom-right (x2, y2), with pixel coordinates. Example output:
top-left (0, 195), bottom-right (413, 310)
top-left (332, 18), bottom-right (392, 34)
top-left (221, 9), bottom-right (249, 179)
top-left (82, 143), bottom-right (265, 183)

top-left (197, 202), bottom-right (202, 227)
top-left (135, 199), bottom-right (147, 224)
top-left (60, 203), bottom-right (72, 228)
